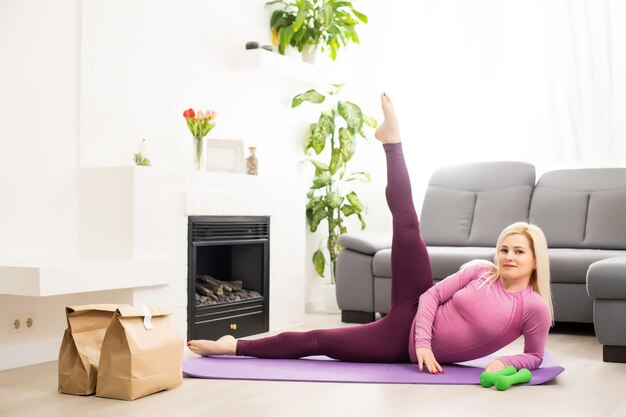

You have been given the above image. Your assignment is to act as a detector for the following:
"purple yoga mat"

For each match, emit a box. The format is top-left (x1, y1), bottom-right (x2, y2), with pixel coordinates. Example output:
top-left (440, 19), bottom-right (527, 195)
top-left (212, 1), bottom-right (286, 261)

top-left (182, 353), bottom-right (564, 385)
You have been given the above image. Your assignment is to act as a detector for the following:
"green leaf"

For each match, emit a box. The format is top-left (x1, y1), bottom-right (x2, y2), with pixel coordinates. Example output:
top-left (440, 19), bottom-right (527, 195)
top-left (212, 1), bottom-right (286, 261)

top-left (329, 84), bottom-right (344, 96)
top-left (294, 7), bottom-right (307, 31)
top-left (313, 250), bottom-right (325, 277)
top-left (304, 123), bottom-right (317, 150)
top-left (338, 127), bottom-right (355, 163)
top-left (325, 191), bottom-right (343, 208)
top-left (357, 212), bottom-right (367, 230)
top-left (310, 123), bottom-right (327, 154)
top-left (345, 171), bottom-right (371, 183)
top-left (310, 208), bottom-right (327, 232)
top-left (311, 173), bottom-right (332, 189)
top-left (277, 25), bottom-right (295, 55)
top-left (337, 101), bottom-right (363, 134)
top-left (306, 195), bottom-right (322, 209)
top-left (352, 9), bottom-right (368, 24)
top-left (363, 115), bottom-right (378, 128)
top-left (318, 111), bottom-right (335, 137)
top-left (328, 147), bottom-right (342, 175)
top-left (341, 204), bottom-right (356, 216)
top-left (306, 159), bottom-right (329, 171)
top-left (292, 89), bottom-right (326, 108)
top-left (346, 191), bottom-right (362, 212)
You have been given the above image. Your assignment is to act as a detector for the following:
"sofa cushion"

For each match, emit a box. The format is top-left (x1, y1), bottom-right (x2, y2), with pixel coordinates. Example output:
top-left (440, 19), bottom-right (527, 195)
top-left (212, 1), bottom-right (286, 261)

top-left (548, 248), bottom-right (626, 284)
top-left (419, 188), bottom-right (476, 245)
top-left (372, 246), bottom-right (495, 280)
top-left (528, 188), bottom-right (588, 247)
top-left (427, 246), bottom-right (496, 280)
top-left (420, 161), bottom-right (535, 247)
top-left (585, 190), bottom-right (626, 249)
top-left (469, 187), bottom-right (534, 245)
top-left (530, 168), bottom-right (626, 249)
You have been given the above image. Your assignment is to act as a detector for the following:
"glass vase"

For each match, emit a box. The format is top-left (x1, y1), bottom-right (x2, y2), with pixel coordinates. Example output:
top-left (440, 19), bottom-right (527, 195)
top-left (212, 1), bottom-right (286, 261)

top-left (193, 136), bottom-right (205, 171)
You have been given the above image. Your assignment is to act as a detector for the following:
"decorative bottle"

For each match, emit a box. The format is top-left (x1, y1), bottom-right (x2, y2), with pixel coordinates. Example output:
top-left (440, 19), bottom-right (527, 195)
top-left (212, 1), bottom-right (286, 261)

top-left (246, 147), bottom-right (258, 175)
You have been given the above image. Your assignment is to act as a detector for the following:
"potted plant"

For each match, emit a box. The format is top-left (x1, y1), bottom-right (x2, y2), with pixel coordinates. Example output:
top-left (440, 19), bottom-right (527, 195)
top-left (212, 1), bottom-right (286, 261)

top-left (292, 85), bottom-right (377, 283)
top-left (267, 0), bottom-right (368, 61)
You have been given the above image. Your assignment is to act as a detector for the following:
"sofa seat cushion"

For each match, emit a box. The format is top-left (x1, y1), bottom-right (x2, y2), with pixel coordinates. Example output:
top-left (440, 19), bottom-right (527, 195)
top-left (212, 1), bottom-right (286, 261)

top-left (372, 246), bottom-right (495, 280)
top-left (548, 249), bottom-right (626, 284)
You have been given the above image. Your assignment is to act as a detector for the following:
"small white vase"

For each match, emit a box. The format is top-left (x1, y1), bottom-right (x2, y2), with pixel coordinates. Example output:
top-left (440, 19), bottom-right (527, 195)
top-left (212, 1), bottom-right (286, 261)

top-left (283, 46), bottom-right (301, 60)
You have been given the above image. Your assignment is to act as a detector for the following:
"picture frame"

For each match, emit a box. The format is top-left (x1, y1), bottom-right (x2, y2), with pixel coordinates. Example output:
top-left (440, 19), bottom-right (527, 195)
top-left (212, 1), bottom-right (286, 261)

top-left (204, 139), bottom-right (245, 174)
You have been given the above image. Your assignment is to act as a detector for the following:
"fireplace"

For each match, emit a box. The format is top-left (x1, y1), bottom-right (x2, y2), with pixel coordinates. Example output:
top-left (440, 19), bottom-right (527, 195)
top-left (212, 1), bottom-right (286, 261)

top-left (187, 216), bottom-right (270, 341)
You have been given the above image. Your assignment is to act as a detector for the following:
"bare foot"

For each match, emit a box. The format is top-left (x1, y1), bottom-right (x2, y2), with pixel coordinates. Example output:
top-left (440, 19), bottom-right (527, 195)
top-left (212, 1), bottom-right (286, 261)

top-left (374, 93), bottom-right (401, 144)
top-left (187, 335), bottom-right (237, 356)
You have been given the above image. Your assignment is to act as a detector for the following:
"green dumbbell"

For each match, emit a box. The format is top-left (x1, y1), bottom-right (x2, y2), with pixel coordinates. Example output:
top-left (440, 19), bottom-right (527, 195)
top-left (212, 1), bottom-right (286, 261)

top-left (494, 368), bottom-right (532, 391)
top-left (479, 365), bottom-right (517, 388)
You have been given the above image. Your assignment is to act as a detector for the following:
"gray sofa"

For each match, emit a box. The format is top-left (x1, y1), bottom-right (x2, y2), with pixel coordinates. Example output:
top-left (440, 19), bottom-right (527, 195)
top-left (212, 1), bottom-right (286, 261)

top-left (335, 161), bottom-right (626, 363)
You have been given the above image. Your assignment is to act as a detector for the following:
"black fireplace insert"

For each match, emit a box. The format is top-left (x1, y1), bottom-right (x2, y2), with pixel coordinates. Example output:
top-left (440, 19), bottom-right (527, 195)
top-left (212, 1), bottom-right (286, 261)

top-left (187, 216), bottom-right (270, 341)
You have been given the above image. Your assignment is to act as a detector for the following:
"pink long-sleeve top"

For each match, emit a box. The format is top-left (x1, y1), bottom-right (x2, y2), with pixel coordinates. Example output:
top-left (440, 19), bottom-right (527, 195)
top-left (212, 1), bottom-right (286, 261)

top-left (409, 263), bottom-right (552, 370)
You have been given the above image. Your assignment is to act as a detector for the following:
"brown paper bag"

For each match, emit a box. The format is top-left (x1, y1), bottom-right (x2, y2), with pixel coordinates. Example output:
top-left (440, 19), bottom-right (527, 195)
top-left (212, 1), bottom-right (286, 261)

top-left (58, 304), bottom-right (119, 395)
top-left (96, 305), bottom-right (184, 400)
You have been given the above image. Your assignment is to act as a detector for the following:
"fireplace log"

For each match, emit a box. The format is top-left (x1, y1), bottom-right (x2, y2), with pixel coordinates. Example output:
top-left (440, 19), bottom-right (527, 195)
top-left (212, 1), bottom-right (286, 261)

top-left (196, 283), bottom-right (217, 297)
top-left (196, 277), bottom-right (224, 296)
top-left (197, 275), bottom-right (244, 294)
top-left (228, 280), bottom-right (243, 291)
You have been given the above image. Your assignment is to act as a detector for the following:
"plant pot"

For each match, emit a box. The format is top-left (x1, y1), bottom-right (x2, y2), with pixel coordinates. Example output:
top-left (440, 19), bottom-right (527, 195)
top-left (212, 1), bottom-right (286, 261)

top-left (301, 44), bottom-right (320, 64)
top-left (284, 46), bottom-right (301, 60)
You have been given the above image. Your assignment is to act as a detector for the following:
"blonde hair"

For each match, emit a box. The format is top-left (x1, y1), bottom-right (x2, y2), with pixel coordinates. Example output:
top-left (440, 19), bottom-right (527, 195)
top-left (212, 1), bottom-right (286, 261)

top-left (462, 222), bottom-right (553, 323)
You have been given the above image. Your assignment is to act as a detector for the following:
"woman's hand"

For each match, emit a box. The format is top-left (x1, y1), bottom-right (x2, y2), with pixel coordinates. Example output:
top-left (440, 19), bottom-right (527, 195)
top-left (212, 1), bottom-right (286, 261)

top-left (415, 347), bottom-right (444, 374)
top-left (484, 359), bottom-right (505, 373)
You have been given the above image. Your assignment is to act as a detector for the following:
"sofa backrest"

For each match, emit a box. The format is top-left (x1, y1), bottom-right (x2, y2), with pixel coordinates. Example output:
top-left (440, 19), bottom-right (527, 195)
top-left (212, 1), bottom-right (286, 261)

top-left (529, 168), bottom-right (626, 249)
top-left (420, 161), bottom-right (536, 246)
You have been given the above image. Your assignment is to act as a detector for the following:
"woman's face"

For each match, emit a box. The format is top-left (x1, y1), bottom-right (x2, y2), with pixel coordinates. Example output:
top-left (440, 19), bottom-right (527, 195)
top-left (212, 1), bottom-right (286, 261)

top-left (497, 233), bottom-right (536, 288)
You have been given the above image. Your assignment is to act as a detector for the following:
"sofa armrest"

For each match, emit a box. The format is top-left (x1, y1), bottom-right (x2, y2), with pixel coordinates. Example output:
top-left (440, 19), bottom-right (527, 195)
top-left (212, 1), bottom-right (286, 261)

top-left (338, 233), bottom-right (392, 256)
top-left (587, 256), bottom-right (626, 299)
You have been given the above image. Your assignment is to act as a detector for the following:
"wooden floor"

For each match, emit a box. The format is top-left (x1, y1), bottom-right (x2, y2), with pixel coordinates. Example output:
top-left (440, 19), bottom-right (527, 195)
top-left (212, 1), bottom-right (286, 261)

top-left (1, 313), bottom-right (624, 417)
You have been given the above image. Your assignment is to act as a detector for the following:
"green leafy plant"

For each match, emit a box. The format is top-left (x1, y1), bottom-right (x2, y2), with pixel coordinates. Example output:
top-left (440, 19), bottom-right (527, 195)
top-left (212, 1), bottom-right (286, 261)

top-left (293, 85), bottom-right (377, 283)
top-left (267, 0), bottom-right (368, 60)
top-left (134, 139), bottom-right (151, 166)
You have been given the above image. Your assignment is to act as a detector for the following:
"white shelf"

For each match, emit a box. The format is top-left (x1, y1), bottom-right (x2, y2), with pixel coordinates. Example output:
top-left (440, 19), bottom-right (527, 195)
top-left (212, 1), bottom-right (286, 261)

top-left (232, 49), bottom-right (344, 87)
top-left (0, 260), bottom-right (175, 296)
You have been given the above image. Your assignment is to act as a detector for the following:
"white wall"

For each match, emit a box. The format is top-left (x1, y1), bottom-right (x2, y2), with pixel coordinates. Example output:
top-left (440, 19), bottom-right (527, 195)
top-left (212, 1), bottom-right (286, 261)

top-left (0, 0), bottom-right (80, 262)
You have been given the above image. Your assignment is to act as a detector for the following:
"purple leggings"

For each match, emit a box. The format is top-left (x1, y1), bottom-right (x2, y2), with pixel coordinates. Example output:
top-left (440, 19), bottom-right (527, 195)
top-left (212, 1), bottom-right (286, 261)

top-left (236, 143), bottom-right (433, 363)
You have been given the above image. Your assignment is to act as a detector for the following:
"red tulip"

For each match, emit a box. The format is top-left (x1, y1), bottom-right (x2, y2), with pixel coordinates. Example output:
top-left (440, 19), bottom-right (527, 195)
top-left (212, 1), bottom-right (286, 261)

top-left (183, 108), bottom-right (195, 119)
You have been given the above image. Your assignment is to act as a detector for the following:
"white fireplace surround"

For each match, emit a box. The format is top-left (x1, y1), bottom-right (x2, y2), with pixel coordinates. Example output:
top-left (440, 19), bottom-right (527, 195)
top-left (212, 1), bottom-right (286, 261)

top-left (0, 166), bottom-right (306, 342)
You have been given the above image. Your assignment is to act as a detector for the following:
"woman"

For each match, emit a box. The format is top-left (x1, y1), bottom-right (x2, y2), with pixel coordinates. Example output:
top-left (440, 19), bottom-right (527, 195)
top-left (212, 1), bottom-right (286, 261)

top-left (188, 93), bottom-right (553, 373)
